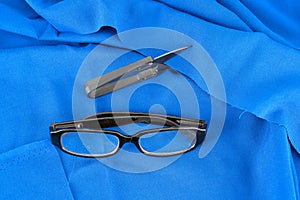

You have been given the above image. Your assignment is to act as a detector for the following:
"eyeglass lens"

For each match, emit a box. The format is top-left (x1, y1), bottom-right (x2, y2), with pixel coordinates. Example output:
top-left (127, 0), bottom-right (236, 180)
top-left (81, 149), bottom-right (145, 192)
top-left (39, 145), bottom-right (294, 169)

top-left (139, 129), bottom-right (197, 155)
top-left (61, 132), bottom-right (119, 156)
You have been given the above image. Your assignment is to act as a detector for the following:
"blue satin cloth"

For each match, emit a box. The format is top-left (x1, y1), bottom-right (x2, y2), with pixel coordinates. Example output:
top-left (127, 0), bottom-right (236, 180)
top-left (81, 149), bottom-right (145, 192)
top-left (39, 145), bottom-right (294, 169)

top-left (0, 0), bottom-right (299, 199)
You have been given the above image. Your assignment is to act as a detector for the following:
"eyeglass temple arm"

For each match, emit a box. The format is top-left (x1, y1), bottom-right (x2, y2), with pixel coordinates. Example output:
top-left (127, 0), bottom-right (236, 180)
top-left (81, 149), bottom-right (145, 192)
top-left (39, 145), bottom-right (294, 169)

top-left (51, 117), bottom-right (206, 134)
top-left (85, 112), bottom-right (206, 128)
top-left (85, 112), bottom-right (206, 127)
top-left (50, 118), bottom-right (128, 131)
top-left (50, 116), bottom-right (176, 131)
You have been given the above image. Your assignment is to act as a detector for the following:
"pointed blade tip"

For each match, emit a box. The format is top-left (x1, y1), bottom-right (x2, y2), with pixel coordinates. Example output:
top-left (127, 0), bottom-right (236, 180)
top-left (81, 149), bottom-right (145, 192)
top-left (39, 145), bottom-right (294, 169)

top-left (153, 45), bottom-right (192, 63)
top-left (174, 45), bottom-right (192, 53)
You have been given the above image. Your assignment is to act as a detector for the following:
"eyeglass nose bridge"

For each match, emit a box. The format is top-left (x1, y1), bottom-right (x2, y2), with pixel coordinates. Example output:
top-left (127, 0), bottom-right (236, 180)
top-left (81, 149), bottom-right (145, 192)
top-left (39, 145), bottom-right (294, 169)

top-left (118, 135), bottom-right (141, 151)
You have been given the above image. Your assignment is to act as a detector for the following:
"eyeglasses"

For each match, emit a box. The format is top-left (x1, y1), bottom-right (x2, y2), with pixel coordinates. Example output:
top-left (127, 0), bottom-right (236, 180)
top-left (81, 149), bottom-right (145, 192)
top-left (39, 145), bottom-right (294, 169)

top-left (50, 112), bottom-right (207, 158)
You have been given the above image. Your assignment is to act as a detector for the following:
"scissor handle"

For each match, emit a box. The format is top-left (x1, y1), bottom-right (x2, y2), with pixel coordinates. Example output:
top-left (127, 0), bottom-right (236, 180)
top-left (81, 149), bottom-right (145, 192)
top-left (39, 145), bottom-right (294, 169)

top-left (87, 66), bottom-right (159, 98)
top-left (85, 56), bottom-right (153, 97)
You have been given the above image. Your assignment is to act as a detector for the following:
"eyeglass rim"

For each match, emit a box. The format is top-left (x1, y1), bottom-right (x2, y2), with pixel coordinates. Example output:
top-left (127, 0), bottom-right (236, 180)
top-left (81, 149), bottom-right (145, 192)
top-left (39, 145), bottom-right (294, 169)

top-left (138, 127), bottom-right (199, 156)
top-left (51, 127), bottom-right (205, 158)
top-left (61, 131), bottom-right (121, 158)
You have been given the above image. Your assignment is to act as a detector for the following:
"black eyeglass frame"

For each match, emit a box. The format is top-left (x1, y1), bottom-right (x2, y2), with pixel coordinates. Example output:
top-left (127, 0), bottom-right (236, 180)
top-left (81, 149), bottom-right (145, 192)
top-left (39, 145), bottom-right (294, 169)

top-left (50, 112), bottom-right (207, 158)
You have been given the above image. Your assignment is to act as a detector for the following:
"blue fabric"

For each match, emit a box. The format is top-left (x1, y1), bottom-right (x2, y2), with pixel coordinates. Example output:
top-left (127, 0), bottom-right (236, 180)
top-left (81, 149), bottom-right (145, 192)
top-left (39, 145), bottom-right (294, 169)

top-left (0, 0), bottom-right (300, 199)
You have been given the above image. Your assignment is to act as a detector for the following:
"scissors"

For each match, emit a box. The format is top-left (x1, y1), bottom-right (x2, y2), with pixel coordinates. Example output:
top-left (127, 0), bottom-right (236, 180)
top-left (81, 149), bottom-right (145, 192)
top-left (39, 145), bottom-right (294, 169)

top-left (84, 45), bottom-right (191, 98)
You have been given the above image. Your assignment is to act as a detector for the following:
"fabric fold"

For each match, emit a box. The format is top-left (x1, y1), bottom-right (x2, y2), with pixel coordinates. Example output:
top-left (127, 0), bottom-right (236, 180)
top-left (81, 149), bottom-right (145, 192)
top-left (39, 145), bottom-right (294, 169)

top-left (25, 0), bottom-right (115, 34)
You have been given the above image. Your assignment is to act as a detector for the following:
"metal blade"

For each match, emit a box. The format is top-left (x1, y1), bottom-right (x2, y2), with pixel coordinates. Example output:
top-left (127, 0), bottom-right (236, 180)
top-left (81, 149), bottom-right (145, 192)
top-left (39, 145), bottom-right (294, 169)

top-left (153, 45), bottom-right (192, 64)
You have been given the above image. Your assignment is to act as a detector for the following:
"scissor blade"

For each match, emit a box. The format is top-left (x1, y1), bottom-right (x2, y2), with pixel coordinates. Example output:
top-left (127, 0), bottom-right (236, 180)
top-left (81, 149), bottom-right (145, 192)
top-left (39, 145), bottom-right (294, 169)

top-left (153, 45), bottom-right (192, 64)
